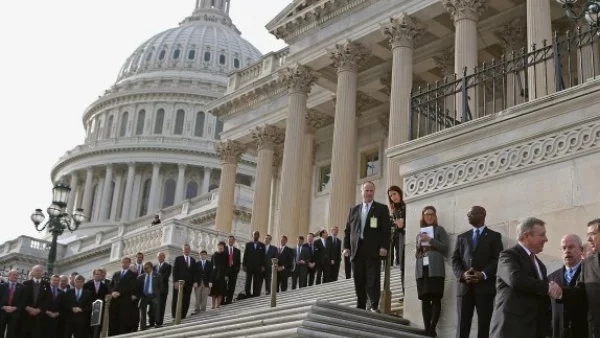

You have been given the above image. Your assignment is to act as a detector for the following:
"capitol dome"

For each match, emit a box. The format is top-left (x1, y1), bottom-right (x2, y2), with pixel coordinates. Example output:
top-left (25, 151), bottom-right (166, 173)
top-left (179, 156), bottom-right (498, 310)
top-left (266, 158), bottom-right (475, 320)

top-left (116, 0), bottom-right (261, 83)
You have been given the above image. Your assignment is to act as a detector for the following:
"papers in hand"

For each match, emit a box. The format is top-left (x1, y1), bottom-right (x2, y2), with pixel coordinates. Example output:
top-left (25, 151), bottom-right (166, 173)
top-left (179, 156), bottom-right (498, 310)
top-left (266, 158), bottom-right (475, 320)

top-left (420, 226), bottom-right (434, 246)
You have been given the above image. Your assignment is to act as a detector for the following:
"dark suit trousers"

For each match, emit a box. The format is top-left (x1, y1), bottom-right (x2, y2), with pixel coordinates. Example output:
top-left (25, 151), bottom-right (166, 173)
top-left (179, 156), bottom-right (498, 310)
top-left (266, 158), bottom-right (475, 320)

top-left (307, 267), bottom-right (316, 286)
top-left (292, 265), bottom-right (308, 289)
top-left (171, 284), bottom-right (192, 319)
top-left (0, 312), bottom-right (20, 338)
top-left (110, 297), bottom-right (135, 335)
top-left (224, 272), bottom-right (238, 304)
top-left (263, 268), bottom-right (272, 294)
top-left (353, 242), bottom-right (382, 310)
top-left (277, 271), bottom-right (289, 292)
top-left (456, 290), bottom-right (494, 338)
top-left (245, 268), bottom-right (263, 297)
top-left (331, 261), bottom-right (341, 282)
top-left (44, 316), bottom-right (60, 338)
top-left (344, 256), bottom-right (352, 279)
top-left (65, 315), bottom-right (88, 338)
top-left (157, 289), bottom-right (168, 325)
top-left (139, 295), bottom-right (159, 329)
top-left (21, 313), bottom-right (45, 338)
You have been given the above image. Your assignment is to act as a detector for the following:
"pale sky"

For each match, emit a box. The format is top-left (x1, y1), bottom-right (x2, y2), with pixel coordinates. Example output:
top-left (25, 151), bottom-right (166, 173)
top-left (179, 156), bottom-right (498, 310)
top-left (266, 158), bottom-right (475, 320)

top-left (0, 1), bottom-right (287, 244)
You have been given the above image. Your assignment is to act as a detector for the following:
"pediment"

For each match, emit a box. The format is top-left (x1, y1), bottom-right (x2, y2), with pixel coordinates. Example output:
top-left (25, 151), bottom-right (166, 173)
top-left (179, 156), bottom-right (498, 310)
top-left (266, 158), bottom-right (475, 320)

top-left (266, 0), bottom-right (322, 31)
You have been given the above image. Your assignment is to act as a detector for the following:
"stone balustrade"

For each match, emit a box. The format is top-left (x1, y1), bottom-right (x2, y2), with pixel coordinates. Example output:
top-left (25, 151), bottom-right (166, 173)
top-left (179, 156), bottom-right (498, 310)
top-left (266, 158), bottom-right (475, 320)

top-left (226, 47), bottom-right (290, 93)
top-left (0, 236), bottom-right (60, 258)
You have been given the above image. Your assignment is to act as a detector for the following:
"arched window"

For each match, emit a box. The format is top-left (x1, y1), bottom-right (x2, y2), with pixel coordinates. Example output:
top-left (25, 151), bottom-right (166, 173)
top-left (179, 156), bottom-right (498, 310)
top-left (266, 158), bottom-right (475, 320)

top-left (174, 109), bottom-right (185, 135)
top-left (104, 115), bottom-right (114, 139)
top-left (194, 111), bottom-right (205, 137)
top-left (204, 51), bottom-right (211, 62)
top-left (158, 50), bottom-right (166, 60)
top-left (162, 179), bottom-right (176, 208)
top-left (154, 109), bottom-right (165, 134)
top-left (214, 118), bottom-right (224, 139)
top-left (136, 110), bottom-right (146, 135)
top-left (234, 58), bottom-right (240, 68)
top-left (188, 50), bottom-right (196, 60)
top-left (139, 179), bottom-right (151, 217)
top-left (119, 112), bottom-right (129, 137)
top-left (219, 54), bottom-right (226, 65)
top-left (185, 181), bottom-right (198, 199)
top-left (173, 49), bottom-right (181, 60)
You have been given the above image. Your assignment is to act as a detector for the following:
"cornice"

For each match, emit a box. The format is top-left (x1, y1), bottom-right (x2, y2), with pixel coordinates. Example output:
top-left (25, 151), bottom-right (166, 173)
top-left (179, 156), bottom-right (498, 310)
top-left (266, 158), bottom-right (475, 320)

top-left (55, 245), bottom-right (112, 267)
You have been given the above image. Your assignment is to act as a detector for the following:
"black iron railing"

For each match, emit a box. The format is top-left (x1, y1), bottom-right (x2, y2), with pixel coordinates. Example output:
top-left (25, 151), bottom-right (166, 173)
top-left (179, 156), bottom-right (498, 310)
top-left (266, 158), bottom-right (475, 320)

top-left (410, 26), bottom-right (600, 139)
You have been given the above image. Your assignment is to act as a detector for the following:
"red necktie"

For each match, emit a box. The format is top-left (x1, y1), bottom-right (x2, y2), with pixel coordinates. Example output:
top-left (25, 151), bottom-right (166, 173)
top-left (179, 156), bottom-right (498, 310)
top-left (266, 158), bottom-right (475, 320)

top-left (228, 248), bottom-right (233, 266)
top-left (279, 247), bottom-right (282, 255)
top-left (8, 284), bottom-right (14, 306)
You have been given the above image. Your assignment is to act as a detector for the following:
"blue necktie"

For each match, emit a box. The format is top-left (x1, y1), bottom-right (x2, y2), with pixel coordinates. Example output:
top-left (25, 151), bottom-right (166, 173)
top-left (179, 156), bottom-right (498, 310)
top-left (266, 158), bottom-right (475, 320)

top-left (76, 289), bottom-right (80, 301)
top-left (144, 275), bottom-right (151, 295)
top-left (473, 229), bottom-right (480, 249)
top-left (565, 268), bottom-right (575, 284)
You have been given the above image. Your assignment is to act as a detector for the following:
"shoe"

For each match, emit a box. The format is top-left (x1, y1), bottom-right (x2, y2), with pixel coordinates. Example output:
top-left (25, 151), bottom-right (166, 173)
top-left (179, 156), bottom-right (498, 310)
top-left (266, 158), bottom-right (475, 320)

top-left (155, 324), bottom-right (162, 329)
top-left (369, 308), bottom-right (380, 313)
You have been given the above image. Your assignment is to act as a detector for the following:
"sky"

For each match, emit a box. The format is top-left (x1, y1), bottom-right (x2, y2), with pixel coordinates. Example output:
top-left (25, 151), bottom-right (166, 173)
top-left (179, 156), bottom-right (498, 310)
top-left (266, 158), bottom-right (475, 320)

top-left (0, 0), bottom-right (288, 244)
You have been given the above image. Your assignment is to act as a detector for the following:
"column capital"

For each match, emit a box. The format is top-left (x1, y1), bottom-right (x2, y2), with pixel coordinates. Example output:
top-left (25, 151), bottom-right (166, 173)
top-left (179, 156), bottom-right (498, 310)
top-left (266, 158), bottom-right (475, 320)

top-left (152, 162), bottom-right (161, 169)
top-left (178, 163), bottom-right (187, 170)
top-left (441, 0), bottom-right (488, 22)
top-left (305, 110), bottom-right (334, 134)
top-left (251, 125), bottom-right (285, 151)
top-left (329, 40), bottom-right (371, 73)
top-left (126, 161), bottom-right (136, 168)
top-left (382, 13), bottom-right (424, 49)
top-left (215, 140), bottom-right (246, 164)
top-left (495, 18), bottom-right (526, 52)
top-left (281, 64), bottom-right (317, 94)
top-left (272, 146), bottom-right (283, 168)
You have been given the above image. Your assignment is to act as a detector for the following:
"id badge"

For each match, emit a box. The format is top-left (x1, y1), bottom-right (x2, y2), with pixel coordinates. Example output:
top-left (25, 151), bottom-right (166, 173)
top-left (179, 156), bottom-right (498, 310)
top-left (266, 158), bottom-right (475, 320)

top-left (369, 217), bottom-right (378, 228)
top-left (423, 256), bottom-right (430, 266)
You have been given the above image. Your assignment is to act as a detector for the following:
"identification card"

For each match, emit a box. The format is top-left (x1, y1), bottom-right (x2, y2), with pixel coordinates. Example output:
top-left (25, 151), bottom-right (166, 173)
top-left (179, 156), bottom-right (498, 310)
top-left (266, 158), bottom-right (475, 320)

top-left (369, 217), bottom-right (378, 228)
top-left (423, 256), bottom-right (430, 266)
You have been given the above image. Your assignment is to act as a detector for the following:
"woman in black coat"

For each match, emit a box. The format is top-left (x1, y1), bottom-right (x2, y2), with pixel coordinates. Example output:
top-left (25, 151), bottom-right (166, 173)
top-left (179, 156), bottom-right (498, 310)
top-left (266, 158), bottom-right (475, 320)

top-left (210, 241), bottom-right (229, 308)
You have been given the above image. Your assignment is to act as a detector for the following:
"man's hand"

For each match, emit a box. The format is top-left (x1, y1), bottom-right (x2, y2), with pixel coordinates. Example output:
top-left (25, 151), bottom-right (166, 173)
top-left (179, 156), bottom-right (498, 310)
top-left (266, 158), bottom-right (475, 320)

top-left (419, 233), bottom-right (431, 242)
top-left (111, 291), bottom-right (120, 298)
top-left (3, 306), bottom-right (16, 313)
top-left (462, 267), bottom-right (474, 282)
top-left (298, 260), bottom-right (305, 265)
top-left (308, 262), bottom-right (315, 269)
top-left (72, 307), bottom-right (82, 313)
top-left (173, 284), bottom-right (179, 290)
top-left (548, 281), bottom-right (563, 299)
top-left (208, 283), bottom-right (213, 288)
top-left (131, 295), bottom-right (137, 301)
top-left (193, 282), bottom-right (198, 289)
top-left (342, 249), bottom-right (351, 257)
top-left (330, 260), bottom-right (335, 265)
top-left (379, 248), bottom-right (388, 257)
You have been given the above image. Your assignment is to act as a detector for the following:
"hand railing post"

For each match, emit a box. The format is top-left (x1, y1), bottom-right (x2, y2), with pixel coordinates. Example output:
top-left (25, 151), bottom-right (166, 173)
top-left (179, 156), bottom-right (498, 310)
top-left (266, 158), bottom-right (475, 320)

top-left (100, 295), bottom-right (111, 338)
top-left (175, 280), bottom-right (185, 325)
top-left (382, 226), bottom-right (395, 314)
top-left (270, 258), bottom-right (279, 307)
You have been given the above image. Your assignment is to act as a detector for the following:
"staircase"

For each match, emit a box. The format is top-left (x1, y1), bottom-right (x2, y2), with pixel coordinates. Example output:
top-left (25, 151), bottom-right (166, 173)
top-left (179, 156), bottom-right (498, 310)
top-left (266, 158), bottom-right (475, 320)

top-left (119, 269), bottom-right (427, 337)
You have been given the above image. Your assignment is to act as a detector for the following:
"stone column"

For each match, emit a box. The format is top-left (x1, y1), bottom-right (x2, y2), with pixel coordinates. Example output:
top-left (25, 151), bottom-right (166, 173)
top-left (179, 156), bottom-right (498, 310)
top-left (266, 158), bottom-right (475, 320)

top-left (121, 162), bottom-right (136, 221)
top-left (67, 172), bottom-right (79, 214)
top-left (99, 164), bottom-right (114, 221)
top-left (215, 140), bottom-right (246, 232)
top-left (202, 167), bottom-right (212, 193)
top-left (442, 0), bottom-right (487, 120)
top-left (496, 18), bottom-right (527, 108)
top-left (109, 172), bottom-right (123, 221)
top-left (81, 168), bottom-right (94, 219)
top-left (147, 163), bottom-right (161, 215)
top-left (276, 64), bottom-right (316, 238)
top-left (93, 177), bottom-right (105, 222)
top-left (269, 148), bottom-right (283, 239)
top-left (382, 13), bottom-right (423, 186)
top-left (328, 41), bottom-right (370, 231)
top-left (251, 125), bottom-right (284, 237)
top-left (527, 0), bottom-right (555, 99)
top-left (174, 164), bottom-right (187, 205)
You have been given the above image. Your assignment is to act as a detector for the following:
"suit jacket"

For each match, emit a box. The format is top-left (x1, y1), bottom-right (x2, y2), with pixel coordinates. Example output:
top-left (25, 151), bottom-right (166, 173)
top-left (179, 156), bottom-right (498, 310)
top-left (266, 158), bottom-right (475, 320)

top-left (343, 201), bottom-right (391, 261)
top-left (154, 261), bottom-right (172, 292)
top-left (264, 244), bottom-right (278, 271)
top-left (327, 236), bottom-right (342, 264)
top-left (415, 225), bottom-right (449, 278)
top-left (293, 244), bottom-right (312, 268)
top-left (0, 282), bottom-right (25, 316)
top-left (21, 279), bottom-right (50, 312)
top-left (314, 238), bottom-right (330, 266)
top-left (83, 280), bottom-right (109, 302)
top-left (109, 269), bottom-right (138, 299)
top-left (489, 244), bottom-right (551, 338)
top-left (64, 288), bottom-right (92, 322)
top-left (43, 286), bottom-right (64, 313)
top-left (137, 272), bottom-right (162, 297)
top-left (277, 246), bottom-right (294, 272)
top-left (564, 253), bottom-right (600, 338)
top-left (194, 260), bottom-right (213, 287)
top-left (173, 255), bottom-right (196, 284)
top-left (548, 265), bottom-right (588, 338)
top-left (226, 246), bottom-right (241, 274)
top-left (451, 226), bottom-right (503, 296)
top-left (243, 241), bottom-right (266, 270)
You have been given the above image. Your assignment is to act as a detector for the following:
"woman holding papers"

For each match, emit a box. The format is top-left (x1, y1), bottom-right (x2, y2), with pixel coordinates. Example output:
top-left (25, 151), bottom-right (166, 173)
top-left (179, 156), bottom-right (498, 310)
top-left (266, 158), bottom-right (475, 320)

top-left (415, 206), bottom-right (449, 337)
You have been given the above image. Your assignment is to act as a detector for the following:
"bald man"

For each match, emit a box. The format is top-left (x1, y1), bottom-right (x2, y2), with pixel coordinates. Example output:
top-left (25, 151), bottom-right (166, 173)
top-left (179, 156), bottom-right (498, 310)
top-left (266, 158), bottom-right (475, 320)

top-left (548, 234), bottom-right (587, 338)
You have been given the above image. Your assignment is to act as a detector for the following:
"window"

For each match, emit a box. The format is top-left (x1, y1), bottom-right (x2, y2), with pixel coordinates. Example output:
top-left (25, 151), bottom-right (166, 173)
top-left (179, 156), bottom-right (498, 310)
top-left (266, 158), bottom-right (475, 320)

top-left (139, 179), bottom-right (151, 216)
top-left (204, 51), bottom-right (211, 62)
top-left (185, 181), bottom-right (198, 199)
top-left (173, 49), bottom-right (181, 60)
top-left (146, 50), bottom-right (153, 61)
top-left (104, 115), bottom-right (114, 139)
top-left (219, 54), bottom-right (226, 65)
top-left (236, 174), bottom-right (252, 187)
top-left (158, 50), bottom-right (166, 60)
top-left (209, 169), bottom-right (221, 190)
top-left (119, 112), bottom-right (129, 137)
top-left (174, 109), bottom-right (185, 135)
top-left (194, 111), bottom-right (205, 137)
top-left (360, 148), bottom-right (380, 178)
top-left (135, 110), bottom-right (146, 135)
top-left (162, 179), bottom-right (176, 208)
top-left (188, 50), bottom-right (196, 60)
top-left (154, 109), bottom-right (165, 134)
top-left (214, 118), bottom-right (223, 139)
top-left (234, 58), bottom-right (240, 68)
top-left (318, 165), bottom-right (331, 193)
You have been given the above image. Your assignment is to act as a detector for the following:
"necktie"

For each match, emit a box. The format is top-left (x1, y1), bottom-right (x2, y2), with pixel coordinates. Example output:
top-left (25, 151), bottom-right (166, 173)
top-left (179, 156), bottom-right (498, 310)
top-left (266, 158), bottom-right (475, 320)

top-left (95, 281), bottom-right (99, 293)
top-left (530, 253), bottom-right (541, 279)
top-left (360, 204), bottom-right (369, 238)
top-left (185, 256), bottom-right (189, 267)
top-left (310, 244), bottom-right (313, 254)
top-left (279, 247), bottom-right (282, 255)
top-left (565, 268), bottom-right (574, 284)
top-left (121, 270), bottom-right (125, 278)
top-left (138, 264), bottom-right (142, 275)
top-left (473, 229), bottom-right (480, 249)
top-left (323, 239), bottom-right (326, 248)
top-left (52, 287), bottom-right (57, 299)
top-left (144, 275), bottom-right (151, 295)
top-left (333, 237), bottom-right (336, 245)
top-left (297, 246), bottom-right (300, 260)
top-left (8, 283), bottom-right (14, 305)
top-left (202, 261), bottom-right (205, 270)
top-left (76, 289), bottom-right (81, 301)
top-left (228, 248), bottom-right (233, 266)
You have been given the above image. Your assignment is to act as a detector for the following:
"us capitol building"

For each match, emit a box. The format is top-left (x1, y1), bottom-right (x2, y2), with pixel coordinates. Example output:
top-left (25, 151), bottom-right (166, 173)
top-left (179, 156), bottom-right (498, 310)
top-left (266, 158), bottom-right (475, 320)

top-left (3, 0), bottom-right (600, 336)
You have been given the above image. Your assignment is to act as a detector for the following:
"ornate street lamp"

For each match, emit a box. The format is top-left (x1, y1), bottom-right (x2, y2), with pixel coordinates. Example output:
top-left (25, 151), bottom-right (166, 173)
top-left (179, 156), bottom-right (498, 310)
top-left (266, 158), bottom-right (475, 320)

top-left (30, 178), bottom-right (85, 274)
top-left (556, 0), bottom-right (600, 26)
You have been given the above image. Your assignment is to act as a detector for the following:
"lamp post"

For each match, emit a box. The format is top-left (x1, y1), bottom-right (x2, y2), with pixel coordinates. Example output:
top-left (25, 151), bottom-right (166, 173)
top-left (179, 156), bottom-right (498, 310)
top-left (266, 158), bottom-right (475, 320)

top-left (30, 178), bottom-right (85, 275)
top-left (556, 0), bottom-right (600, 26)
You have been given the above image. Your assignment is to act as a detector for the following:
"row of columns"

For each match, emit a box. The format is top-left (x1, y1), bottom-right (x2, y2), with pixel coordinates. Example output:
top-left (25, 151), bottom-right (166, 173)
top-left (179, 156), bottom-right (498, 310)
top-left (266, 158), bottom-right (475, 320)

top-left (65, 163), bottom-right (215, 223)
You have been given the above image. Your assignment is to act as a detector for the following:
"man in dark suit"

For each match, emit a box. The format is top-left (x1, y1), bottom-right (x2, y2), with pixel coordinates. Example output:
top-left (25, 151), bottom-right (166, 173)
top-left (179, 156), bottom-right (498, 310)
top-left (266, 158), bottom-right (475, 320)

top-left (0, 270), bottom-right (25, 338)
top-left (343, 181), bottom-right (391, 312)
top-left (277, 236), bottom-right (294, 292)
top-left (263, 235), bottom-right (278, 295)
top-left (547, 234), bottom-right (587, 338)
top-left (327, 226), bottom-right (342, 282)
top-left (154, 252), bottom-right (171, 326)
top-left (314, 230), bottom-right (331, 284)
top-left (21, 264), bottom-right (50, 338)
top-left (452, 206), bottom-right (504, 338)
top-left (224, 236), bottom-right (241, 305)
top-left (43, 274), bottom-right (64, 338)
top-left (134, 252), bottom-right (145, 276)
top-left (109, 256), bottom-right (139, 335)
top-left (84, 269), bottom-right (109, 338)
top-left (64, 275), bottom-right (93, 338)
top-left (306, 233), bottom-right (317, 286)
top-left (490, 217), bottom-right (556, 338)
top-left (172, 244), bottom-right (196, 319)
top-left (138, 262), bottom-right (162, 330)
top-left (193, 250), bottom-right (212, 314)
top-left (292, 236), bottom-right (311, 289)
top-left (243, 231), bottom-right (266, 297)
